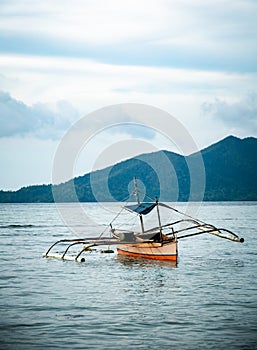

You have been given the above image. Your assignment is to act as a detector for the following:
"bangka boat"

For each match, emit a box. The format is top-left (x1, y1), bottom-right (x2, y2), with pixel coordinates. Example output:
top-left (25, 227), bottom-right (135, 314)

top-left (43, 177), bottom-right (244, 263)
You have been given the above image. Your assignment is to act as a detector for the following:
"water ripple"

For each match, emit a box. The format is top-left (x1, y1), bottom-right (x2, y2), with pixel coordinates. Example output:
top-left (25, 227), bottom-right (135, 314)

top-left (0, 203), bottom-right (256, 350)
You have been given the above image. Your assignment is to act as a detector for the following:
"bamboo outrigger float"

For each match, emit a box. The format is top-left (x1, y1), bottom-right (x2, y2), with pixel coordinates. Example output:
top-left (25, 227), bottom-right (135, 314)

top-left (43, 177), bottom-right (244, 263)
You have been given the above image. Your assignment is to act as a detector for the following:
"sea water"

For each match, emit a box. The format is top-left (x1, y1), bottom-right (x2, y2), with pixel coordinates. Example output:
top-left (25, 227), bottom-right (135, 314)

top-left (0, 202), bottom-right (256, 350)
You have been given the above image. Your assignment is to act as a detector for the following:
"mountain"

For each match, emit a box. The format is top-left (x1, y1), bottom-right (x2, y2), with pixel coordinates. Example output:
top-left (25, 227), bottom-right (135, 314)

top-left (200, 136), bottom-right (257, 200)
top-left (0, 135), bottom-right (257, 202)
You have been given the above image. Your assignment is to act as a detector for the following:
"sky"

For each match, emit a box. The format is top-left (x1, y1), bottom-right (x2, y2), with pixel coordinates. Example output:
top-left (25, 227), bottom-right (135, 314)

top-left (0, 0), bottom-right (257, 190)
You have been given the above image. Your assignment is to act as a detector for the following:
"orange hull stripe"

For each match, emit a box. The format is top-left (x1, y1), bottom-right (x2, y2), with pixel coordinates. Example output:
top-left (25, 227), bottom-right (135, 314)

top-left (117, 248), bottom-right (177, 261)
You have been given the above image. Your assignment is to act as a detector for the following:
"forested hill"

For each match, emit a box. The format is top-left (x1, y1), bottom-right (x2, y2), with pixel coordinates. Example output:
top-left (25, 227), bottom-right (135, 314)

top-left (0, 135), bottom-right (257, 202)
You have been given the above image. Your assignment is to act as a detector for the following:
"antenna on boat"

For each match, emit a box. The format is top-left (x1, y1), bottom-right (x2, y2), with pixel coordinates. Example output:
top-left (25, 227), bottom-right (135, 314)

top-left (134, 176), bottom-right (145, 233)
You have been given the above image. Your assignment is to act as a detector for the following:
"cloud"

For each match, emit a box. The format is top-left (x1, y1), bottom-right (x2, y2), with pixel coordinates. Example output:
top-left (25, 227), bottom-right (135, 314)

top-left (1, 0), bottom-right (257, 191)
top-left (0, 90), bottom-right (157, 142)
top-left (0, 91), bottom-right (78, 139)
top-left (0, 0), bottom-right (166, 45)
top-left (202, 92), bottom-right (257, 134)
top-left (1, 53), bottom-right (256, 101)
top-left (0, 0), bottom-right (257, 72)
top-left (109, 124), bottom-right (156, 140)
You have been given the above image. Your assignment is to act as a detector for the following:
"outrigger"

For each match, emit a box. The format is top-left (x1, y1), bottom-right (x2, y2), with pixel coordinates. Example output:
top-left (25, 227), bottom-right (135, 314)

top-left (43, 177), bottom-right (244, 263)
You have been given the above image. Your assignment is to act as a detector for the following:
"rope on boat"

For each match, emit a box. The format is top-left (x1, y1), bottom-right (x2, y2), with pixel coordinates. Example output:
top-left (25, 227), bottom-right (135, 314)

top-left (82, 193), bottom-right (128, 243)
top-left (96, 192), bottom-right (133, 241)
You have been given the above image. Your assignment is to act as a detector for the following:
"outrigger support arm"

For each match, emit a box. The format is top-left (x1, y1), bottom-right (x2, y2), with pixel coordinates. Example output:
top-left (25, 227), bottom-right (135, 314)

top-left (156, 203), bottom-right (244, 243)
top-left (164, 220), bottom-right (244, 243)
top-left (141, 216), bottom-right (244, 243)
top-left (44, 237), bottom-right (116, 257)
top-left (61, 241), bottom-right (95, 259)
top-left (177, 227), bottom-right (244, 243)
top-left (75, 244), bottom-right (97, 261)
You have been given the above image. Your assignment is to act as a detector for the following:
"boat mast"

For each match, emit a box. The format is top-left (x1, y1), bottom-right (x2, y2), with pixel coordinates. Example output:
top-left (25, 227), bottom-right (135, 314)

top-left (134, 177), bottom-right (145, 233)
top-left (155, 197), bottom-right (163, 242)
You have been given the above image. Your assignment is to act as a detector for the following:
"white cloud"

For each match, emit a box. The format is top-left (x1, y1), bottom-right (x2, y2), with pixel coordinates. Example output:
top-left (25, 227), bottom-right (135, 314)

top-left (202, 92), bottom-right (257, 135)
top-left (1, 53), bottom-right (256, 106)
top-left (1, 52), bottom-right (256, 150)
top-left (0, 91), bottom-right (78, 139)
top-left (0, 0), bottom-right (257, 190)
top-left (1, 0), bottom-right (256, 72)
top-left (0, 0), bottom-right (167, 44)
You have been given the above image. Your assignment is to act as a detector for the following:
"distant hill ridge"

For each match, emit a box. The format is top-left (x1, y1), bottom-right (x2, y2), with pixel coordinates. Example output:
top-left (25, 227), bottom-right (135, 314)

top-left (0, 135), bottom-right (257, 202)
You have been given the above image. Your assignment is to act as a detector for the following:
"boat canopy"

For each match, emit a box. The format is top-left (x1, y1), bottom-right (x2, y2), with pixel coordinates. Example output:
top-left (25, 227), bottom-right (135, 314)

top-left (125, 202), bottom-right (156, 215)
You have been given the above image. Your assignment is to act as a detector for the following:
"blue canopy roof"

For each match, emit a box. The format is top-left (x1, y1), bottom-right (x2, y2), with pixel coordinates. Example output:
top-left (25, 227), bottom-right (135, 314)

top-left (125, 202), bottom-right (156, 215)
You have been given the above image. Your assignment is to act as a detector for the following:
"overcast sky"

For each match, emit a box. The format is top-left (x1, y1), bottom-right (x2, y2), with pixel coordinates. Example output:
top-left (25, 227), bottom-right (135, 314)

top-left (0, 0), bottom-right (257, 190)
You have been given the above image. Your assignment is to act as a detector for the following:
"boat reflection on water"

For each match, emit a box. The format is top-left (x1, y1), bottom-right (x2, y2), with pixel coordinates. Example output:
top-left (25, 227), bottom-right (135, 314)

top-left (115, 254), bottom-right (177, 269)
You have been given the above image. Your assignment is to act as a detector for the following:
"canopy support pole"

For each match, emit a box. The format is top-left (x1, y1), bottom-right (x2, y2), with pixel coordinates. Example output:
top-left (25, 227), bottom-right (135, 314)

top-left (134, 177), bottom-right (145, 233)
top-left (155, 197), bottom-right (163, 243)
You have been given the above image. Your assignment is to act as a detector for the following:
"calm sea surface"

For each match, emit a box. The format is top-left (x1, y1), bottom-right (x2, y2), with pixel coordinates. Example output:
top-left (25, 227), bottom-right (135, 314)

top-left (0, 202), bottom-right (256, 350)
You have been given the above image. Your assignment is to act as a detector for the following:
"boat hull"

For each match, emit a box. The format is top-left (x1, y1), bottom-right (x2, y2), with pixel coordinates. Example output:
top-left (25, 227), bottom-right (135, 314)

top-left (117, 241), bottom-right (177, 261)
